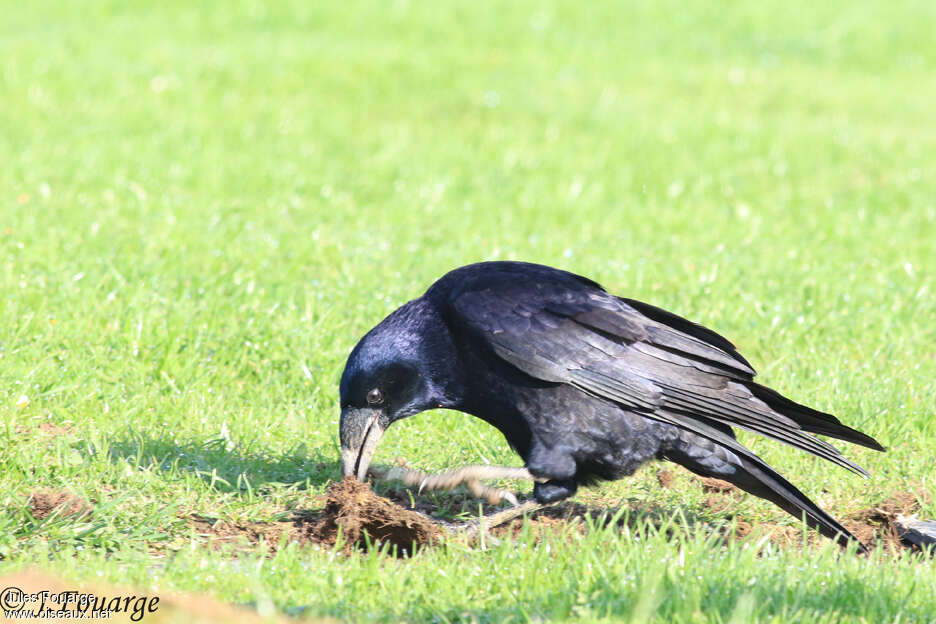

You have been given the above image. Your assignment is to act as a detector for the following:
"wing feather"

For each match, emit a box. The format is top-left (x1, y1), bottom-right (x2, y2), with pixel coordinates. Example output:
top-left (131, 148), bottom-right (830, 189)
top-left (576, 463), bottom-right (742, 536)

top-left (450, 279), bottom-right (872, 475)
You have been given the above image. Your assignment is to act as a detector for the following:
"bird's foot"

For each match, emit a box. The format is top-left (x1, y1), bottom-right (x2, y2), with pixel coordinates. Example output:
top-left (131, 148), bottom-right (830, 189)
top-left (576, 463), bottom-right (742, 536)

top-left (533, 478), bottom-right (577, 503)
top-left (369, 464), bottom-right (554, 543)
top-left (371, 464), bottom-right (541, 505)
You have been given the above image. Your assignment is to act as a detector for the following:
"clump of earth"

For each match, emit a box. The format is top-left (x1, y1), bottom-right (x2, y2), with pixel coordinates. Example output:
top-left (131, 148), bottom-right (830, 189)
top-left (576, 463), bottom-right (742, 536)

top-left (307, 477), bottom-right (442, 555)
top-left (27, 489), bottom-right (92, 520)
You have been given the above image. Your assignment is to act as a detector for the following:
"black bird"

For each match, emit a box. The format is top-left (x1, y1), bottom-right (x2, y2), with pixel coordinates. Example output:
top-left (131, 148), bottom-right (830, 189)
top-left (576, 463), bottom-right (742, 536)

top-left (339, 261), bottom-right (884, 549)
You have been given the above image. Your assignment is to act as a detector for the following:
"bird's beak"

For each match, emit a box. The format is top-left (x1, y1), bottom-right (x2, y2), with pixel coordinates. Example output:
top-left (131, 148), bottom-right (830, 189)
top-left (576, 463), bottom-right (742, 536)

top-left (340, 407), bottom-right (386, 481)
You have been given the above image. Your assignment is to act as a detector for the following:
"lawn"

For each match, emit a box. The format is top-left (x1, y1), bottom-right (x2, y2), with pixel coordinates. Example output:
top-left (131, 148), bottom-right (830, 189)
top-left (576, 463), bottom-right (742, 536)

top-left (2, 0), bottom-right (935, 621)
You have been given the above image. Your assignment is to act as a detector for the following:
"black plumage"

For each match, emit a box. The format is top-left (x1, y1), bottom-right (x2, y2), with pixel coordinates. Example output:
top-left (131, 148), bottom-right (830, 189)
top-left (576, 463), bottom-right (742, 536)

top-left (338, 261), bottom-right (884, 550)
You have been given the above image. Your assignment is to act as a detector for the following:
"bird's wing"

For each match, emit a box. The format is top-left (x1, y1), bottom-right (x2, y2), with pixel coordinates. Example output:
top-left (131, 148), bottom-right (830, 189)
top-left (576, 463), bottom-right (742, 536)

top-left (450, 283), bottom-right (870, 475)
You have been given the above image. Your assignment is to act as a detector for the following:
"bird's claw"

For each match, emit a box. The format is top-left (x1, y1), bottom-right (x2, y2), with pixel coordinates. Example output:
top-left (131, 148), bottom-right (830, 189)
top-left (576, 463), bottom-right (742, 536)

top-left (500, 490), bottom-right (520, 506)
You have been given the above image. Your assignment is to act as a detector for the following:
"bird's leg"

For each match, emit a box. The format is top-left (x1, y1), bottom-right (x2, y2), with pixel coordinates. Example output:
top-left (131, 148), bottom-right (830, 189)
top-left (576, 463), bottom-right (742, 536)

top-left (527, 443), bottom-right (579, 503)
top-left (463, 500), bottom-right (543, 539)
top-left (370, 464), bottom-right (542, 505)
top-left (369, 464), bottom-right (553, 541)
top-left (533, 479), bottom-right (578, 503)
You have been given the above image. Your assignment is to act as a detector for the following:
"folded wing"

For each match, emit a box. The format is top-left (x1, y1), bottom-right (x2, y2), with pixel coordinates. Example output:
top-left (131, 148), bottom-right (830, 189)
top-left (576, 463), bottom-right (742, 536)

top-left (449, 279), bottom-right (882, 476)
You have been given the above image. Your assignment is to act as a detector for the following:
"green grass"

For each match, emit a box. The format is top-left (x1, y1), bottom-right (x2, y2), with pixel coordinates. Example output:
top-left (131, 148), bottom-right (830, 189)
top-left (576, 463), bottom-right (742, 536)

top-left (2, 0), bottom-right (935, 621)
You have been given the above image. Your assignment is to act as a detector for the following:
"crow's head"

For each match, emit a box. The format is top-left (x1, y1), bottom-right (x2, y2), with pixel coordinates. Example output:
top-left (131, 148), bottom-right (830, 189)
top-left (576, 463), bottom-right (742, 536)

top-left (339, 297), bottom-right (461, 480)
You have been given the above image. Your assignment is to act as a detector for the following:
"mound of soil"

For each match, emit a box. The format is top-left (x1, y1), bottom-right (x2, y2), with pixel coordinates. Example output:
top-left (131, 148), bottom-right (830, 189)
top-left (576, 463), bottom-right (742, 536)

top-left (307, 477), bottom-right (442, 555)
top-left (28, 489), bottom-right (92, 520)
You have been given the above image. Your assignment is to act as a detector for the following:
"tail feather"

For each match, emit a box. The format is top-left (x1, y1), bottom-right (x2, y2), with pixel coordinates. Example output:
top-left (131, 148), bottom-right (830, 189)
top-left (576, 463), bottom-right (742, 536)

top-left (746, 382), bottom-right (885, 452)
top-left (661, 422), bottom-right (867, 553)
top-left (727, 454), bottom-right (863, 552)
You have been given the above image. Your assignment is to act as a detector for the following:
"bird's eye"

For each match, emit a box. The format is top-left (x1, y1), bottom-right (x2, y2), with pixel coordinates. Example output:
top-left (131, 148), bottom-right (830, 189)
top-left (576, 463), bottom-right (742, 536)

top-left (366, 388), bottom-right (384, 405)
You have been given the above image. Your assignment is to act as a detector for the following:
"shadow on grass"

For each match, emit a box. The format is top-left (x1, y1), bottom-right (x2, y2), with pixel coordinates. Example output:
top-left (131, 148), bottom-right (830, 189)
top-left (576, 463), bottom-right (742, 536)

top-left (105, 429), bottom-right (338, 493)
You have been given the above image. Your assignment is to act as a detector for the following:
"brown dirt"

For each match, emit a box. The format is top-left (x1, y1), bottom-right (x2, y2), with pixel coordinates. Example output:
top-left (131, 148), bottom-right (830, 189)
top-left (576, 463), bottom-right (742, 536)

top-left (656, 468), bottom-right (675, 489)
top-left (698, 485), bottom-right (931, 554)
top-left (491, 502), bottom-right (587, 540)
top-left (27, 489), bottom-right (92, 520)
top-left (461, 469), bottom-right (931, 556)
top-left (307, 477), bottom-right (929, 556)
top-left (39, 422), bottom-right (74, 436)
top-left (703, 494), bottom-right (736, 515)
top-left (698, 477), bottom-right (743, 515)
top-left (728, 520), bottom-right (804, 548)
top-left (183, 479), bottom-right (444, 555)
top-left (22, 468), bottom-right (930, 559)
top-left (14, 422), bottom-right (74, 436)
top-left (843, 490), bottom-right (929, 554)
top-left (303, 477), bottom-right (442, 555)
top-left (189, 516), bottom-right (300, 551)
top-left (133, 469), bottom-right (936, 559)
top-left (489, 500), bottom-right (673, 543)
top-left (698, 476), bottom-right (740, 493)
